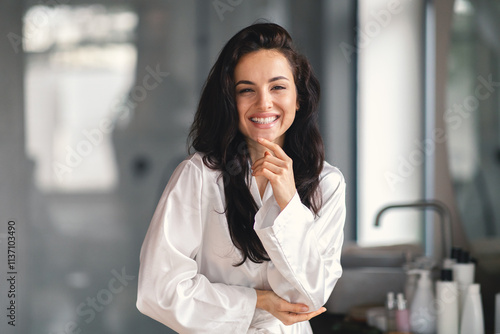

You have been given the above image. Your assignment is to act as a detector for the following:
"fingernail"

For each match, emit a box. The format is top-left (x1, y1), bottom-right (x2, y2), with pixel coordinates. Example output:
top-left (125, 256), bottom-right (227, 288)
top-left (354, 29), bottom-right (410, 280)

top-left (301, 306), bottom-right (309, 312)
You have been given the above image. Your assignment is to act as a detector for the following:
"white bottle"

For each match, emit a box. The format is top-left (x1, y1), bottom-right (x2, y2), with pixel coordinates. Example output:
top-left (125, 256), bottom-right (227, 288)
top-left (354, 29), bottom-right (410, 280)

top-left (452, 250), bottom-right (475, 315)
top-left (409, 269), bottom-right (436, 334)
top-left (460, 284), bottom-right (484, 334)
top-left (436, 269), bottom-right (458, 334)
top-left (405, 271), bottom-right (418, 306)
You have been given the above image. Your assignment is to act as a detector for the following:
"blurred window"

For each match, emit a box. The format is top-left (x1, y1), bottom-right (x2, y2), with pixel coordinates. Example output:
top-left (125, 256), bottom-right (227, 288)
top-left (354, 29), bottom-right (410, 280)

top-left (24, 4), bottom-right (137, 192)
top-left (357, 0), bottom-right (425, 247)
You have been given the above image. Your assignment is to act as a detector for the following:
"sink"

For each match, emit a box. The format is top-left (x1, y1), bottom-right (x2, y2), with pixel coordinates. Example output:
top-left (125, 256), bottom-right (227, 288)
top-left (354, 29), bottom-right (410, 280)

top-left (326, 243), bottom-right (423, 314)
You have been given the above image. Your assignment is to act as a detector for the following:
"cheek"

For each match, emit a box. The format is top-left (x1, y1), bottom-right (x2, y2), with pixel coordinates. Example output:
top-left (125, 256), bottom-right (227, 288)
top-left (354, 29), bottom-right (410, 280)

top-left (285, 111), bottom-right (296, 126)
top-left (235, 100), bottom-right (245, 119)
top-left (284, 97), bottom-right (297, 124)
top-left (236, 98), bottom-right (249, 113)
top-left (285, 96), bottom-right (298, 114)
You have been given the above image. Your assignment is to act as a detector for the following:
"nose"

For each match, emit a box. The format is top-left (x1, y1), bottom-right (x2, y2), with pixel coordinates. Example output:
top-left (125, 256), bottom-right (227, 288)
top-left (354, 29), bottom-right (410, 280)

top-left (256, 90), bottom-right (273, 110)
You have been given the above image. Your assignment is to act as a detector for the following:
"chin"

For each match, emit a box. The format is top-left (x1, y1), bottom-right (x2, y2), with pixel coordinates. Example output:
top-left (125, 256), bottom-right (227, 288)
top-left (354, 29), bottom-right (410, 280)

top-left (260, 133), bottom-right (285, 145)
top-left (252, 132), bottom-right (276, 141)
top-left (259, 134), bottom-right (275, 141)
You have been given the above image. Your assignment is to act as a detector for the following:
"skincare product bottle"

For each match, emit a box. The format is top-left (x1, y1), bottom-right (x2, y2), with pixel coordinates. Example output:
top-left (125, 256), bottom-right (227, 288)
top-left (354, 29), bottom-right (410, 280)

top-left (443, 247), bottom-right (460, 269)
top-left (405, 270), bottom-right (418, 306)
top-left (436, 269), bottom-right (458, 334)
top-left (452, 250), bottom-right (475, 314)
top-left (386, 292), bottom-right (397, 332)
top-left (460, 284), bottom-right (484, 334)
top-left (409, 269), bottom-right (436, 334)
top-left (451, 247), bottom-right (461, 261)
top-left (395, 292), bottom-right (411, 333)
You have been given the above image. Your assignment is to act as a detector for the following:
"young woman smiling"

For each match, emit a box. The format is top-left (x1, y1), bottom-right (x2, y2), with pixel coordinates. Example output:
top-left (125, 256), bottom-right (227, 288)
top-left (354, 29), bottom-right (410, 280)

top-left (136, 23), bottom-right (346, 333)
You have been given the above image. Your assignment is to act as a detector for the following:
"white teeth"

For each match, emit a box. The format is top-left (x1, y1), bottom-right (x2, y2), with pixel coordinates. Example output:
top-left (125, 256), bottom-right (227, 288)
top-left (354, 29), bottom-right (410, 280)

top-left (250, 116), bottom-right (278, 124)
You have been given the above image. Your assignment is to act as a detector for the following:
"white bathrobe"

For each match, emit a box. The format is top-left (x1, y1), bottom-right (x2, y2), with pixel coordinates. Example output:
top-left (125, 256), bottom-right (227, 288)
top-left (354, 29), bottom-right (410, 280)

top-left (136, 152), bottom-right (346, 333)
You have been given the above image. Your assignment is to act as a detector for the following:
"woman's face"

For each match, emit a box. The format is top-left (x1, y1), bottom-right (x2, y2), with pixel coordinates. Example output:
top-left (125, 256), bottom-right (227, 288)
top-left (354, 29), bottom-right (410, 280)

top-left (234, 49), bottom-right (298, 147)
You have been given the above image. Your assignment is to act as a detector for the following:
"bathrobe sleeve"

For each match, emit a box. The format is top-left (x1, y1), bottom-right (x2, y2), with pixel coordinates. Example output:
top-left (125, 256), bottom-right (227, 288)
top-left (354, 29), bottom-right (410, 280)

top-left (254, 167), bottom-right (346, 311)
top-left (136, 159), bottom-right (257, 334)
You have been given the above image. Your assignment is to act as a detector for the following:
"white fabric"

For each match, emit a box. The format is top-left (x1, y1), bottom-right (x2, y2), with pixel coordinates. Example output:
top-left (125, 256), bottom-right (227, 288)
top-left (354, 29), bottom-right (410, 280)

top-left (136, 152), bottom-right (346, 333)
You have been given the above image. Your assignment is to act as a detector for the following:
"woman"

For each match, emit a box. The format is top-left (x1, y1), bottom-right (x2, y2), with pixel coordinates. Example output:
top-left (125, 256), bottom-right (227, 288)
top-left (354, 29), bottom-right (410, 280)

top-left (136, 22), bottom-right (346, 333)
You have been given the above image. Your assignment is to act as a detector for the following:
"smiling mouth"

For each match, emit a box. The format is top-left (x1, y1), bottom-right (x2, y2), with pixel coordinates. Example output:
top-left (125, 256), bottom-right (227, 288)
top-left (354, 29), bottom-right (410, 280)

top-left (250, 116), bottom-right (279, 124)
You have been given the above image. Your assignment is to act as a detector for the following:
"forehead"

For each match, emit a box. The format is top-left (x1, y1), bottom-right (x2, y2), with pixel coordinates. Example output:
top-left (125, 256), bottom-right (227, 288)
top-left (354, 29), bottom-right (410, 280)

top-left (234, 49), bottom-right (293, 79)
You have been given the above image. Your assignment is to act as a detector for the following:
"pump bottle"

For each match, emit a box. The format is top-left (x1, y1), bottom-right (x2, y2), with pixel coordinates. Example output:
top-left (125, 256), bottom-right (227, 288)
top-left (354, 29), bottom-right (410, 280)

top-left (409, 269), bottom-right (436, 334)
top-left (395, 292), bottom-right (411, 333)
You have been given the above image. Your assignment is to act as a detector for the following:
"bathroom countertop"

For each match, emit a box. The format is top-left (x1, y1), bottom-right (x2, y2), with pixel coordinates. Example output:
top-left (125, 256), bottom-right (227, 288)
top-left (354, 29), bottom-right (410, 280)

top-left (310, 313), bottom-right (383, 334)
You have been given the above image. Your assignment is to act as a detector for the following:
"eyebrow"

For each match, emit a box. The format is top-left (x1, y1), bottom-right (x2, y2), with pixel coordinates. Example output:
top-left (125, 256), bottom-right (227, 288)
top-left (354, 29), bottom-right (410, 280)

top-left (234, 76), bottom-right (289, 87)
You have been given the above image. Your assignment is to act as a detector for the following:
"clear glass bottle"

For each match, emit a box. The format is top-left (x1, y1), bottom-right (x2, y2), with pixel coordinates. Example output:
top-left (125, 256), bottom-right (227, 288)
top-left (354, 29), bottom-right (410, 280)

top-left (386, 291), bottom-right (397, 332)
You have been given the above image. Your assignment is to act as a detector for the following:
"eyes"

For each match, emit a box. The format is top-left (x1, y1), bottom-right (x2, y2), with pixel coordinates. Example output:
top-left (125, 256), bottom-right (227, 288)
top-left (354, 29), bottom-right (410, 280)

top-left (237, 85), bottom-right (286, 95)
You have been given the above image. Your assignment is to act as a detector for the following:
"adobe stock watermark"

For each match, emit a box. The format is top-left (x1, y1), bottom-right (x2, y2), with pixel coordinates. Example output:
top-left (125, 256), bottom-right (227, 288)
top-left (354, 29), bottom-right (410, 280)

top-left (339, 0), bottom-right (409, 64)
top-left (385, 74), bottom-right (499, 190)
top-left (53, 64), bottom-right (169, 182)
top-left (409, 282), bottom-right (459, 333)
top-left (48, 267), bottom-right (135, 334)
top-left (7, 0), bottom-right (70, 54)
top-left (212, 0), bottom-right (244, 21)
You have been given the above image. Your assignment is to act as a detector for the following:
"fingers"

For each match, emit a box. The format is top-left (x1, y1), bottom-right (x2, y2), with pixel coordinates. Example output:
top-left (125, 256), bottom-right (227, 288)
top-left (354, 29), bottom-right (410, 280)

top-left (252, 161), bottom-right (282, 177)
top-left (279, 307), bottom-right (327, 326)
top-left (256, 290), bottom-right (327, 326)
top-left (257, 138), bottom-right (288, 160)
top-left (308, 307), bottom-right (327, 318)
top-left (252, 154), bottom-right (283, 169)
top-left (278, 299), bottom-right (309, 314)
top-left (252, 138), bottom-right (293, 174)
top-left (252, 150), bottom-right (290, 175)
top-left (252, 153), bottom-right (288, 177)
top-left (276, 298), bottom-right (325, 321)
top-left (251, 139), bottom-right (295, 211)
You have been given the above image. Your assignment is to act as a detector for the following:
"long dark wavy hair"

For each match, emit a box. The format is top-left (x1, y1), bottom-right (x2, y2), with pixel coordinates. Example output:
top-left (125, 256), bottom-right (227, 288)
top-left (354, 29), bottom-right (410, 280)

top-left (189, 23), bottom-right (324, 266)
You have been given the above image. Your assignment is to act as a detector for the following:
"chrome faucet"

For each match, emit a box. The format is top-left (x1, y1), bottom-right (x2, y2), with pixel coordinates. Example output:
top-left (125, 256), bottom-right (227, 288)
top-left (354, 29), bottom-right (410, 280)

top-left (374, 200), bottom-right (453, 259)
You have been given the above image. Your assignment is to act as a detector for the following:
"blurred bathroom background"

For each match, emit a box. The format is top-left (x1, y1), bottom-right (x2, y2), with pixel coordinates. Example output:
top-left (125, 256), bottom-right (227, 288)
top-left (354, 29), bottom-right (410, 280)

top-left (0, 0), bottom-right (498, 333)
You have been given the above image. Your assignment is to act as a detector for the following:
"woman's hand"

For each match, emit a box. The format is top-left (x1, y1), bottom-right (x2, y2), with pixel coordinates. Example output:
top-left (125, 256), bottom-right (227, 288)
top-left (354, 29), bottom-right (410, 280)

top-left (255, 290), bottom-right (326, 326)
top-left (251, 138), bottom-right (296, 211)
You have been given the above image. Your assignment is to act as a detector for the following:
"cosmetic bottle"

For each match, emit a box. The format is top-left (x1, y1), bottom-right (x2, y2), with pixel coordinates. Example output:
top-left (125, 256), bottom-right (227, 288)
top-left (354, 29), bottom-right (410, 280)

top-left (395, 293), bottom-right (411, 333)
top-left (409, 269), bottom-right (436, 334)
top-left (442, 247), bottom-right (460, 269)
top-left (386, 292), bottom-right (397, 332)
top-left (436, 269), bottom-right (458, 334)
top-left (451, 247), bottom-right (461, 261)
top-left (405, 271), bottom-right (418, 307)
top-left (460, 284), bottom-right (484, 334)
top-left (452, 250), bottom-right (475, 314)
